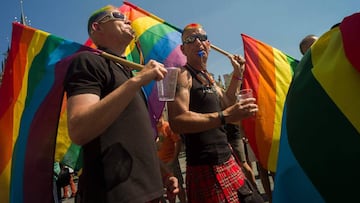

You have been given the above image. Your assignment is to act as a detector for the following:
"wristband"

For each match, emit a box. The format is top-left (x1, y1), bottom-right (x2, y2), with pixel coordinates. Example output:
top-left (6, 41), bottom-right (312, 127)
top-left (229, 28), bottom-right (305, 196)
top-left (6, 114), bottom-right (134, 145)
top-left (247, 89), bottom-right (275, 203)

top-left (218, 111), bottom-right (226, 125)
top-left (232, 75), bottom-right (243, 81)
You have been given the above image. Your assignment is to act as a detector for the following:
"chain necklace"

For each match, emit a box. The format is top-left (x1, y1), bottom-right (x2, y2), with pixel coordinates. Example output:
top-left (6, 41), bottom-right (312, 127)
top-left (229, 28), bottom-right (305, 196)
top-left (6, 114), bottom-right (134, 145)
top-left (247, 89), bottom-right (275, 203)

top-left (185, 63), bottom-right (216, 93)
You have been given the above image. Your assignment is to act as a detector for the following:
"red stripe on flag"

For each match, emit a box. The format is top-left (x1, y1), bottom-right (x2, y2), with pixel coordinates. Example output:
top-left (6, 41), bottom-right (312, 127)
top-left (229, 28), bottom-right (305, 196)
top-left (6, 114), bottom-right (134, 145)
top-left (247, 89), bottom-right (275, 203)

top-left (340, 13), bottom-right (360, 72)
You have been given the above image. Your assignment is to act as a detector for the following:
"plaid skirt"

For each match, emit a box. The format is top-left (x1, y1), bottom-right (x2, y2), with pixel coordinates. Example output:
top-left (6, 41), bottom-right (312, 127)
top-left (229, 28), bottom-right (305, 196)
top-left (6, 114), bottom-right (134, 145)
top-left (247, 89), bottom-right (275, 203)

top-left (186, 156), bottom-right (245, 203)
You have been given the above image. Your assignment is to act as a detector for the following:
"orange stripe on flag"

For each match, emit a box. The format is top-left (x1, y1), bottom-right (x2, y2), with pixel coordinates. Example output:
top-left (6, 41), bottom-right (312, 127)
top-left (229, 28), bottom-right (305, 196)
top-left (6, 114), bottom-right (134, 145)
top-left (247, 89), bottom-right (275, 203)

top-left (241, 33), bottom-right (298, 172)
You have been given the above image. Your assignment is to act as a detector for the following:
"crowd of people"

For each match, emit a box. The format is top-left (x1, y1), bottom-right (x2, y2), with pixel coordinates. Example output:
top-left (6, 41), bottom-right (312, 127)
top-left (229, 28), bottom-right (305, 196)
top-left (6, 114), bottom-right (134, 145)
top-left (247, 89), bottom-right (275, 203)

top-left (53, 162), bottom-right (78, 202)
top-left (54, 4), bottom-right (323, 203)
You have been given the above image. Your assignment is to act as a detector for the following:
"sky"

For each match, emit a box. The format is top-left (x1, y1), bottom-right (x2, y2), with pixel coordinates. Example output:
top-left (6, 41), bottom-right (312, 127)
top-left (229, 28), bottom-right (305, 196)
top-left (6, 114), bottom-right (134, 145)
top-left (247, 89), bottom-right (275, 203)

top-left (0, 0), bottom-right (359, 79)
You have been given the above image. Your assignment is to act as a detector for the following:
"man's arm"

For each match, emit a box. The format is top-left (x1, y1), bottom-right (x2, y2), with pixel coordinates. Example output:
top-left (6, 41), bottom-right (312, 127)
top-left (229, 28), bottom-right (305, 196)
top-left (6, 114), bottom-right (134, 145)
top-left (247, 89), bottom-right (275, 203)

top-left (167, 68), bottom-right (223, 134)
top-left (67, 76), bottom-right (144, 145)
top-left (167, 67), bottom-right (258, 135)
top-left (222, 54), bottom-right (245, 108)
top-left (67, 60), bottom-right (166, 145)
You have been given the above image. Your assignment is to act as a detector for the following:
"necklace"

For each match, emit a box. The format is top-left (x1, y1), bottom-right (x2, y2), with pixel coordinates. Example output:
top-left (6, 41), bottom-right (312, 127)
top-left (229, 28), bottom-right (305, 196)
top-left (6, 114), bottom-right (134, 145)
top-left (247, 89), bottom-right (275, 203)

top-left (185, 63), bottom-right (217, 93)
top-left (185, 63), bottom-right (215, 86)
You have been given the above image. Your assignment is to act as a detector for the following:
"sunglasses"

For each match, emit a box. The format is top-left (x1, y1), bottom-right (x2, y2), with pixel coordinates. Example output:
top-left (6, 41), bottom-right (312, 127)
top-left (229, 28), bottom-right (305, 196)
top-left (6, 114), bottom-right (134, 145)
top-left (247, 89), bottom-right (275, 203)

top-left (183, 34), bottom-right (208, 44)
top-left (97, 11), bottom-right (126, 24)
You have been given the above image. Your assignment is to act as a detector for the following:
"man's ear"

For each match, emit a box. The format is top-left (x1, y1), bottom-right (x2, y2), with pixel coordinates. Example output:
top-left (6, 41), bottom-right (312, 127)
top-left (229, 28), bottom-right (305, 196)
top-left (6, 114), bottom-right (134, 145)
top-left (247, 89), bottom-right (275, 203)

top-left (180, 44), bottom-right (185, 55)
top-left (92, 23), bottom-right (101, 32)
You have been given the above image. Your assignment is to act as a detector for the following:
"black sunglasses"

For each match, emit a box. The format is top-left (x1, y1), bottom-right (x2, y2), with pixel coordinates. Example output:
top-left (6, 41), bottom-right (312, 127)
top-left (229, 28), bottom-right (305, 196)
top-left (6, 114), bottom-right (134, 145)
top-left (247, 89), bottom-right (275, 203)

top-left (183, 34), bottom-right (208, 44)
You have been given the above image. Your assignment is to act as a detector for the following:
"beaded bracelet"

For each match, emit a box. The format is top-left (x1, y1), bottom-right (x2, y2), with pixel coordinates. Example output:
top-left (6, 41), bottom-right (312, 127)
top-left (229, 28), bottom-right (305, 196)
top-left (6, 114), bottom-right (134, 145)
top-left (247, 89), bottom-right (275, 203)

top-left (232, 75), bottom-right (243, 81)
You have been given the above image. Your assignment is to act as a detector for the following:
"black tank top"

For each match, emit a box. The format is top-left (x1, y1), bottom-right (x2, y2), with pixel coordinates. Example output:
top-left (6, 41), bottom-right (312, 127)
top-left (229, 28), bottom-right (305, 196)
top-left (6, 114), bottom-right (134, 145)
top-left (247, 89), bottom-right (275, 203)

top-left (184, 65), bottom-right (231, 165)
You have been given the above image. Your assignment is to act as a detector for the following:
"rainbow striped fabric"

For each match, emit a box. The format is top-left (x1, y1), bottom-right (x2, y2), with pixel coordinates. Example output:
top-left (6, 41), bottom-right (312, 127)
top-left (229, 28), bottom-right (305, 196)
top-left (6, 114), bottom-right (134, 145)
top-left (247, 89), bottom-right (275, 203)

top-left (240, 34), bottom-right (298, 172)
top-left (0, 22), bottom-right (91, 203)
top-left (273, 13), bottom-right (360, 202)
top-left (0, 3), bottom-right (186, 202)
top-left (119, 1), bottom-right (186, 67)
top-left (85, 2), bottom-right (186, 130)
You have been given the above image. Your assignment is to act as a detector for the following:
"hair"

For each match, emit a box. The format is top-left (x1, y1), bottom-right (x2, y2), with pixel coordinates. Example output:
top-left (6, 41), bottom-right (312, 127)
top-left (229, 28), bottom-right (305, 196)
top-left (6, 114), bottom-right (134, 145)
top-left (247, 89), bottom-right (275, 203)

top-left (182, 23), bottom-right (203, 36)
top-left (87, 5), bottom-right (115, 35)
top-left (330, 22), bottom-right (341, 30)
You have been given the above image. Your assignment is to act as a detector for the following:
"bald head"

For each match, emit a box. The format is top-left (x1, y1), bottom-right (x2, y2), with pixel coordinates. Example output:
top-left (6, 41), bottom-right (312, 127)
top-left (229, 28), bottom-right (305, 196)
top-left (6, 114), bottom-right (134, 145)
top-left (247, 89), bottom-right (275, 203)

top-left (299, 35), bottom-right (318, 55)
top-left (181, 23), bottom-right (205, 42)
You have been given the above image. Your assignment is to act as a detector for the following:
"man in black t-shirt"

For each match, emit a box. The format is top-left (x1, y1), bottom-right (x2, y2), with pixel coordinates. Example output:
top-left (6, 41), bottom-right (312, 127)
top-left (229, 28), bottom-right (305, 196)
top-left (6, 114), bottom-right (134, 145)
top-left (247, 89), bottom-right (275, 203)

top-left (64, 5), bottom-right (178, 203)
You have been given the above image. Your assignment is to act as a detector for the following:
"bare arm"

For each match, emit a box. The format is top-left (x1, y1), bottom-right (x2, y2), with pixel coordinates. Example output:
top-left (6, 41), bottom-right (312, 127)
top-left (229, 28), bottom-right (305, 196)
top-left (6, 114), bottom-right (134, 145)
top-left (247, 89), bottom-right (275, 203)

top-left (170, 137), bottom-right (182, 164)
top-left (222, 54), bottom-right (246, 107)
top-left (167, 68), bottom-right (222, 134)
top-left (159, 160), bottom-right (179, 200)
top-left (67, 60), bottom-right (166, 145)
top-left (168, 67), bottom-right (258, 135)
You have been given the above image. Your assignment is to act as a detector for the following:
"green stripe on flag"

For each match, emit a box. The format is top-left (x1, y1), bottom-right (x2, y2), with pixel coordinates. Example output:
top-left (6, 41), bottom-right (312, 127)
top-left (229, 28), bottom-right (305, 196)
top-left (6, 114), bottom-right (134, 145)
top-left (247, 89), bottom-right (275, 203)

top-left (287, 38), bottom-right (360, 202)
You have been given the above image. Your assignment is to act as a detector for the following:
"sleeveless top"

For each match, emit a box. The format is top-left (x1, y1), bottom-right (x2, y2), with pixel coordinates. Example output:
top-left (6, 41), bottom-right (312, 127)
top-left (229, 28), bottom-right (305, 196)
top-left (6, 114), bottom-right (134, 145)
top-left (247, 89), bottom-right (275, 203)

top-left (184, 65), bottom-right (231, 166)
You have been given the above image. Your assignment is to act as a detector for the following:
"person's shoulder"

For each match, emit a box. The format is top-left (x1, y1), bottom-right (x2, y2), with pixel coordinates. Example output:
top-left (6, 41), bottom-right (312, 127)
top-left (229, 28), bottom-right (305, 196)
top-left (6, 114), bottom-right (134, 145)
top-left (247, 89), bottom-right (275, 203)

top-left (73, 50), bottom-right (103, 60)
top-left (69, 50), bottom-right (108, 70)
top-left (177, 66), bottom-right (193, 87)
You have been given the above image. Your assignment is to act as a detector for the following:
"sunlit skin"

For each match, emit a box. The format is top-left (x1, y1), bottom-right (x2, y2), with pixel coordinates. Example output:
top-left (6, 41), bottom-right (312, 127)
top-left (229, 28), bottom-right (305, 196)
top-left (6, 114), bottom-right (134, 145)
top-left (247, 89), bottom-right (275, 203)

top-left (167, 26), bottom-right (258, 134)
top-left (300, 35), bottom-right (318, 55)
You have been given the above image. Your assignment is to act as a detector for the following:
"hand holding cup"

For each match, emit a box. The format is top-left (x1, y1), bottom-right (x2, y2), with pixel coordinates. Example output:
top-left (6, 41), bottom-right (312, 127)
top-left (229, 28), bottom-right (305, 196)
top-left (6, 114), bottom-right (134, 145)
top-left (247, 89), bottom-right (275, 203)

top-left (157, 67), bottom-right (179, 101)
top-left (236, 89), bottom-right (254, 102)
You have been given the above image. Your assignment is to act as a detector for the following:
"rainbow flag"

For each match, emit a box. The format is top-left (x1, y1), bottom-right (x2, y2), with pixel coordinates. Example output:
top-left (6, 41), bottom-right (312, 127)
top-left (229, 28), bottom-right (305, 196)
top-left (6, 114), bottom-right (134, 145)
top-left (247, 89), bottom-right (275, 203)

top-left (240, 34), bottom-right (298, 172)
top-left (273, 13), bottom-right (360, 203)
top-left (85, 1), bottom-right (186, 130)
top-left (0, 22), bottom-right (92, 203)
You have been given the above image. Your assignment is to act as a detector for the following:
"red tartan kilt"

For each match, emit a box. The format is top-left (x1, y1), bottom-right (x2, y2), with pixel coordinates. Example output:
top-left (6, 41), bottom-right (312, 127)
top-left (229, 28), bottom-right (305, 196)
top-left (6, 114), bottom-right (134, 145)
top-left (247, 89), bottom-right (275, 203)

top-left (186, 156), bottom-right (245, 203)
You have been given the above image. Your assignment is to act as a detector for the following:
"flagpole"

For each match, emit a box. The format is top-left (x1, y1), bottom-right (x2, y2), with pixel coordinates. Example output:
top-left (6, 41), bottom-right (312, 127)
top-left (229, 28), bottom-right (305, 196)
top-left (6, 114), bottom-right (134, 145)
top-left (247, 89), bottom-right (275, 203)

top-left (100, 51), bottom-right (144, 71)
top-left (100, 46), bottom-right (232, 71)
top-left (210, 44), bottom-right (232, 57)
top-left (20, 0), bottom-right (27, 25)
top-left (124, 1), bottom-right (233, 58)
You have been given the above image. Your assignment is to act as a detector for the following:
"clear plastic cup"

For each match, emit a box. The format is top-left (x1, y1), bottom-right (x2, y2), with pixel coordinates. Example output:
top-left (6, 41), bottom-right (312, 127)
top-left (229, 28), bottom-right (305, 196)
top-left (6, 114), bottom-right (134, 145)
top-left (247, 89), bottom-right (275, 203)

top-left (236, 89), bottom-right (253, 102)
top-left (157, 67), bottom-right (179, 101)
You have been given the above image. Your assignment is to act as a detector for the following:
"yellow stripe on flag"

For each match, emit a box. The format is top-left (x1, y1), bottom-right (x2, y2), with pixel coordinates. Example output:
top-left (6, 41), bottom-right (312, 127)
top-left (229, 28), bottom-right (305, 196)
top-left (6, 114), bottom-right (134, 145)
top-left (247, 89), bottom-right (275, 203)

top-left (312, 28), bottom-right (360, 133)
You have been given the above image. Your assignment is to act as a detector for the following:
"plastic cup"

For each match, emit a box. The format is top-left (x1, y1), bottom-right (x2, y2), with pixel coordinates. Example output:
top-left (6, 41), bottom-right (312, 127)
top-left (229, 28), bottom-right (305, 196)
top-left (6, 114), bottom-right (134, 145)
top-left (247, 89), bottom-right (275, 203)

top-left (236, 89), bottom-right (253, 102)
top-left (157, 67), bottom-right (179, 101)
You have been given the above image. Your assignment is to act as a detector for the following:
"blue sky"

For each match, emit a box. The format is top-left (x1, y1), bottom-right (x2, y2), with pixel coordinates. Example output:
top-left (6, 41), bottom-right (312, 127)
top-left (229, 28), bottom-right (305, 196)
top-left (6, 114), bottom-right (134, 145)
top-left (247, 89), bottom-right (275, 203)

top-left (1, 0), bottom-right (358, 78)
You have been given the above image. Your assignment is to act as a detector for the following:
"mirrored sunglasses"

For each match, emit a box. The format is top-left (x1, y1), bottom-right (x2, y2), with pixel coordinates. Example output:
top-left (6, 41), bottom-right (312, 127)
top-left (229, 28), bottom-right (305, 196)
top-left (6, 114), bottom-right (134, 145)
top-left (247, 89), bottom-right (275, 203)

top-left (97, 11), bottom-right (126, 24)
top-left (183, 34), bottom-right (208, 44)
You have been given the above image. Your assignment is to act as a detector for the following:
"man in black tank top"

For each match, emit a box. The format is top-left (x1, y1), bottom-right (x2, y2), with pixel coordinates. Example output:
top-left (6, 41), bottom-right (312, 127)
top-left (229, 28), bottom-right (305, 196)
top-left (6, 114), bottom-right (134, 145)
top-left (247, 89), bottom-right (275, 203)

top-left (167, 23), bottom-right (260, 203)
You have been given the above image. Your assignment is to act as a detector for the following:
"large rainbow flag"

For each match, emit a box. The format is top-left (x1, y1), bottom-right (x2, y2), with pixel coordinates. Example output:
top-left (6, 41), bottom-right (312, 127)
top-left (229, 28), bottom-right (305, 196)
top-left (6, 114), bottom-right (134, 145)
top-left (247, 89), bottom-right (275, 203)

top-left (0, 2), bottom-right (187, 202)
top-left (273, 12), bottom-right (360, 203)
top-left (240, 34), bottom-right (299, 172)
top-left (85, 1), bottom-right (186, 130)
top-left (0, 23), bottom-right (93, 203)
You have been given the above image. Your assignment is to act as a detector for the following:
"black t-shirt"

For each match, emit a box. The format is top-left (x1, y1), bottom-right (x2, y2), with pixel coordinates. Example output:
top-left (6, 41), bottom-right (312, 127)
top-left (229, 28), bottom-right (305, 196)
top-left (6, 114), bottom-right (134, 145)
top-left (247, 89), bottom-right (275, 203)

top-left (225, 123), bottom-right (241, 141)
top-left (64, 51), bottom-right (163, 203)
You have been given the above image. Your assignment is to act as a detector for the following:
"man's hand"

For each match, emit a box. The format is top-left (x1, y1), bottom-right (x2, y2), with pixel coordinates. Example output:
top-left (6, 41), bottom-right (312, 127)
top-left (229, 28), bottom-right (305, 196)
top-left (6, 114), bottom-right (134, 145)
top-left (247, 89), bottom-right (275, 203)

top-left (229, 54), bottom-right (246, 77)
top-left (137, 59), bottom-right (167, 86)
top-left (164, 175), bottom-right (179, 201)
